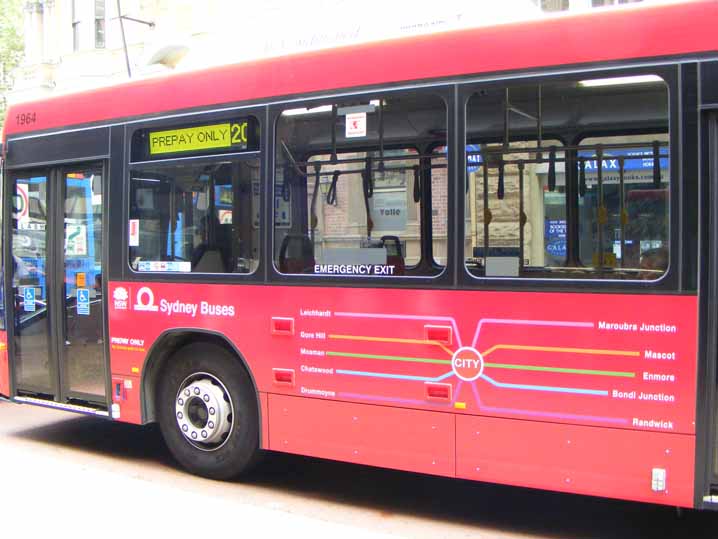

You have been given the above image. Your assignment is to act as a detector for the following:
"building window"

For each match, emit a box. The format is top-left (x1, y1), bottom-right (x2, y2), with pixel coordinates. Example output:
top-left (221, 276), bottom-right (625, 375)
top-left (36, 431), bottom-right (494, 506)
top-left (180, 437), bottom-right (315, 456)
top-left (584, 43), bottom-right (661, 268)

top-left (95, 0), bottom-right (106, 49)
top-left (72, 0), bottom-right (81, 52)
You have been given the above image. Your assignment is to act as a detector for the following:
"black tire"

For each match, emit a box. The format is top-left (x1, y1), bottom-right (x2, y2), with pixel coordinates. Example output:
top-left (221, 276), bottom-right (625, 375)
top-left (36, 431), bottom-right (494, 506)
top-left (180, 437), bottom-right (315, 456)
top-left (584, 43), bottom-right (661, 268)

top-left (157, 342), bottom-right (259, 480)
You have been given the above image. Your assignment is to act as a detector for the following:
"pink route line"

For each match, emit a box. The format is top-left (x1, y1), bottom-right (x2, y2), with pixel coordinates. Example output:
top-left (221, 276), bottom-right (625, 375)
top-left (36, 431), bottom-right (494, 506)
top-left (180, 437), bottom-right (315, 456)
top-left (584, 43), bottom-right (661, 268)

top-left (334, 311), bottom-right (463, 348)
top-left (472, 319), bottom-right (594, 348)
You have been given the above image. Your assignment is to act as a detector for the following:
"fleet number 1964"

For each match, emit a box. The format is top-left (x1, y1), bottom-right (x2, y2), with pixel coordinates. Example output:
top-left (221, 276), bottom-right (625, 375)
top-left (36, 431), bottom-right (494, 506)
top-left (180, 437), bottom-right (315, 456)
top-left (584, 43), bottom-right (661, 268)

top-left (16, 112), bottom-right (37, 126)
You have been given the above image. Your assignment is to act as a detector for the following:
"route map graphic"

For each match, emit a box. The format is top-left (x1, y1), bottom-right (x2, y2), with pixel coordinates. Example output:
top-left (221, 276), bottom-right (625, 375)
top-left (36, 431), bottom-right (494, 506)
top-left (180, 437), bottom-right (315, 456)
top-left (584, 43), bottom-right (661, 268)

top-left (288, 293), bottom-right (696, 435)
top-left (107, 283), bottom-right (697, 435)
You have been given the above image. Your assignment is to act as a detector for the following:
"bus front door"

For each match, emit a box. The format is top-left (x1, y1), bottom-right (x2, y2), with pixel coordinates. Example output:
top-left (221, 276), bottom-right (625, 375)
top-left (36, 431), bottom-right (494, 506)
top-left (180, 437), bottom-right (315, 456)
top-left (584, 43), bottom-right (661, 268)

top-left (8, 164), bottom-right (107, 406)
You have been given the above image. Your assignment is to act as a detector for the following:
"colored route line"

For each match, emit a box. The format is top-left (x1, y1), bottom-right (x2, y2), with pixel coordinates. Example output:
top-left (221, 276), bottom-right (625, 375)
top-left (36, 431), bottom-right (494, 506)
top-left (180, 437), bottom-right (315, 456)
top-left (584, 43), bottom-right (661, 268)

top-left (335, 369), bottom-right (454, 382)
top-left (335, 384), bottom-right (626, 425)
top-left (468, 382), bottom-right (628, 425)
top-left (329, 334), bottom-right (454, 357)
top-left (472, 318), bottom-right (594, 347)
top-left (483, 362), bottom-right (635, 378)
top-left (336, 393), bottom-right (431, 406)
top-left (334, 311), bottom-right (463, 348)
top-left (327, 351), bottom-right (451, 365)
top-left (481, 344), bottom-right (639, 358)
top-left (480, 374), bottom-right (608, 396)
top-left (336, 368), bottom-right (609, 396)
top-left (327, 335), bottom-right (635, 377)
top-left (328, 350), bottom-right (633, 378)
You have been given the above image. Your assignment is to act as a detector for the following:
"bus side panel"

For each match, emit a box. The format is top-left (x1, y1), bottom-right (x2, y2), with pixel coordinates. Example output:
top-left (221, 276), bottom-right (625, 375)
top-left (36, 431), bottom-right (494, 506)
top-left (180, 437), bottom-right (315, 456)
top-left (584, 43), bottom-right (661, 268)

top-left (106, 282), bottom-right (698, 504)
top-left (456, 414), bottom-right (694, 507)
top-left (268, 393), bottom-right (455, 477)
top-left (0, 331), bottom-right (8, 397)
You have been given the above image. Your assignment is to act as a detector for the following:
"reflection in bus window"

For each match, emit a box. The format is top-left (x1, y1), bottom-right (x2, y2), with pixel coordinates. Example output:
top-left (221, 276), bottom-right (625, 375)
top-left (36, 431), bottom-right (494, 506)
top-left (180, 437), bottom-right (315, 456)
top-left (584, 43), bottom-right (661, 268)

top-left (464, 77), bottom-right (669, 280)
top-left (275, 92), bottom-right (447, 277)
top-left (12, 177), bottom-right (48, 293)
top-left (129, 159), bottom-right (260, 274)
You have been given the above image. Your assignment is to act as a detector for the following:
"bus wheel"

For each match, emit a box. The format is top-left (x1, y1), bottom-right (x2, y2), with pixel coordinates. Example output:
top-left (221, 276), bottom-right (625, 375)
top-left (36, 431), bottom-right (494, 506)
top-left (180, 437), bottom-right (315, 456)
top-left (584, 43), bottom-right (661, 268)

top-left (157, 343), bottom-right (259, 480)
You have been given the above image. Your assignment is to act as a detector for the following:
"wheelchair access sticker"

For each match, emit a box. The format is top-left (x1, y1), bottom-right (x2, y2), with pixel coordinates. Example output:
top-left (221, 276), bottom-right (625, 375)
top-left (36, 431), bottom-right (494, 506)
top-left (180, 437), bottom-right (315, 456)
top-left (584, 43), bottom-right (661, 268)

top-left (77, 288), bottom-right (90, 316)
top-left (23, 287), bottom-right (35, 312)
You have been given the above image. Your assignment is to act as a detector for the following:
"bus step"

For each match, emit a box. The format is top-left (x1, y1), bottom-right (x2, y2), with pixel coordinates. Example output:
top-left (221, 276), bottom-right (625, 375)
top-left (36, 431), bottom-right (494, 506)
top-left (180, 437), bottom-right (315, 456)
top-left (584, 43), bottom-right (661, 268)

top-left (14, 396), bottom-right (109, 417)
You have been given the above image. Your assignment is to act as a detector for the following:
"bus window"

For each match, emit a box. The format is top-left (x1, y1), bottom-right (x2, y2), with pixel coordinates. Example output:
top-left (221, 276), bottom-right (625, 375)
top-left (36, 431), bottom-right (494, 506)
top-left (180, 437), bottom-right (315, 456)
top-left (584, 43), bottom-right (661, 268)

top-left (129, 159), bottom-right (260, 274)
top-left (275, 92), bottom-right (447, 277)
top-left (579, 134), bottom-right (669, 279)
top-left (464, 76), bottom-right (669, 280)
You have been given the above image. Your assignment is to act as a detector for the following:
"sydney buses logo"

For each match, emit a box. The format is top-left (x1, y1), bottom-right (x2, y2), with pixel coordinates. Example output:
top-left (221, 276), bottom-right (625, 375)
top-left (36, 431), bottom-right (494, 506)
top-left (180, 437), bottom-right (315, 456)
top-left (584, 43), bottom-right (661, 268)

top-left (134, 287), bottom-right (159, 312)
top-left (113, 287), bottom-right (129, 310)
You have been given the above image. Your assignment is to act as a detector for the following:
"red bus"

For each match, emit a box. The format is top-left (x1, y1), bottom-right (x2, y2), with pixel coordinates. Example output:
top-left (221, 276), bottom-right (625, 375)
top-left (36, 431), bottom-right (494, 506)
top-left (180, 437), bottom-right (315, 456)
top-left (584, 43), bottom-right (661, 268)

top-left (2, 0), bottom-right (718, 510)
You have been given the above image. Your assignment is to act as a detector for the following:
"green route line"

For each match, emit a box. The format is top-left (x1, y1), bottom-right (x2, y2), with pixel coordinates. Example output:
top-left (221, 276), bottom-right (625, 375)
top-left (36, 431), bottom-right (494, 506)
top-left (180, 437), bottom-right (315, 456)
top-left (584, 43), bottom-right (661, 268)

top-left (484, 362), bottom-right (635, 378)
top-left (326, 350), bottom-right (635, 378)
top-left (326, 351), bottom-right (451, 365)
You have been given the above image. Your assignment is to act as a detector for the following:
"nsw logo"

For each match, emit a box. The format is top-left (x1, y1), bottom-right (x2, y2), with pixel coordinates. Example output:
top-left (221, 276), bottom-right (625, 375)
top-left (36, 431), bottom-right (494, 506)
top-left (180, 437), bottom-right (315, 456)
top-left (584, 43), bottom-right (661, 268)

top-left (134, 287), bottom-right (159, 312)
top-left (113, 286), bottom-right (129, 310)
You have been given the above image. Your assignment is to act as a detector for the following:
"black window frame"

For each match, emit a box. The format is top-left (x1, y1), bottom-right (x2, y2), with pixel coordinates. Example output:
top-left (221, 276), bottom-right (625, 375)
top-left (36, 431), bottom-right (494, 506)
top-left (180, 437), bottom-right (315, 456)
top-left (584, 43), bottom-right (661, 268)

top-left (456, 64), bottom-right (681, 294)
top-left (268, 84), bottom-right (456, 289)
top-left (123, 108), bottom-right (266, 284)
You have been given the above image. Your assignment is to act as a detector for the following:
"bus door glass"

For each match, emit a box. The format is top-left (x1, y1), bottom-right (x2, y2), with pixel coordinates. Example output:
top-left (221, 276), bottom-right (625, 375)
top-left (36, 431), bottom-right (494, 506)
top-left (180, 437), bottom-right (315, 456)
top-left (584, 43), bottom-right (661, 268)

top-left (63, 170), bottom-right (105, 398)
top-left (9, 165), bottom-right (106, 403)
top-left (11, 172), bottom-right (51, 394)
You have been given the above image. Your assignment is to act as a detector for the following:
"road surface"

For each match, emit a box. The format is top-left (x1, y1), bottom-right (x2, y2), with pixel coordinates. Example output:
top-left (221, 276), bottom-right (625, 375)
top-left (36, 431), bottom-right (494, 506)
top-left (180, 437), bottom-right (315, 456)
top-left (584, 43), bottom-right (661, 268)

top-left (0, 401), bottom-right (716, 538)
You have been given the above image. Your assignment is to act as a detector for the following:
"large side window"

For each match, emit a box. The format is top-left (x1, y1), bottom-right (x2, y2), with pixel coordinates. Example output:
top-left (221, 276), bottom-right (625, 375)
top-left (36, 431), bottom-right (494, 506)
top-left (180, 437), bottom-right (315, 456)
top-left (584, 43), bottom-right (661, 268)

top-left (464, 75), bottom-right (670, 280)
top-left (128, 159), bottom-right (259, 274)
top-left (275, 92), bottom-right (447, 278)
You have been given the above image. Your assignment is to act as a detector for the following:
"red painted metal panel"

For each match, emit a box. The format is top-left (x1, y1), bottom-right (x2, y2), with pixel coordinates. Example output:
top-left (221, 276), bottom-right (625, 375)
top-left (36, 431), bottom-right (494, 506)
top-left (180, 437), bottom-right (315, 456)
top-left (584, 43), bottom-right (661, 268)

top-left (106, 281), bottom-right (698, 503)
top-left (4, 1), bottom-right (718, 138)
top-left (456, 414), bottom-right (695, 507)
top-left (260, 392), bottom-right (270, 450)
top-left (0, 331), bottom-right (8, 397)
top-left (111, 374), bottom-right (141, 424)
top-left (268, 393), bottom-right (455, 476)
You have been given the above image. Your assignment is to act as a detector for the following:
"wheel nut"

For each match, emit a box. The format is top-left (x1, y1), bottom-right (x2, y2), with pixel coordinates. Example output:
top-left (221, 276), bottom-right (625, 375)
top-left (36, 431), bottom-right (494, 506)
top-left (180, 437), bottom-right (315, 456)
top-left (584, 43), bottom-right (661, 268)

top-left (182, 424), bottom-right (188, 432)
top-left (194, 387), bottom-right (200, 395)
top-left (191, 432), bottom-right (197, 439)
top-left (177, 412), bottom-right (183, 419)
top-left (203, 394), bottom-right (210, 402)
top-left (208, 421), bottom-right (215, 429)
top-left (184, 389), bottom-right (190, 397)
top-left (201, 431), bottom-right (208, 438)
top-left (178, 398), bottom-right (184, 406)
top-left (209, 407), bottom-right (215, 415)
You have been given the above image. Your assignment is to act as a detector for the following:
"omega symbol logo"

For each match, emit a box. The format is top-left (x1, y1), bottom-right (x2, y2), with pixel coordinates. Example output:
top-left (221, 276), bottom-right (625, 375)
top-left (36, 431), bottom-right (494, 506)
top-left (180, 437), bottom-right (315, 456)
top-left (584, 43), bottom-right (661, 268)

top-left (134, 287), bottom-right (159, 312)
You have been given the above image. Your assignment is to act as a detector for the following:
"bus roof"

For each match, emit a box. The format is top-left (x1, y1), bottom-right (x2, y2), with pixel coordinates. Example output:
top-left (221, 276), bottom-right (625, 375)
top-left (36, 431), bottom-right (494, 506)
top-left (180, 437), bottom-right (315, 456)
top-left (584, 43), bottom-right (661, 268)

top-left (4, 0), bottom-right (717, 140)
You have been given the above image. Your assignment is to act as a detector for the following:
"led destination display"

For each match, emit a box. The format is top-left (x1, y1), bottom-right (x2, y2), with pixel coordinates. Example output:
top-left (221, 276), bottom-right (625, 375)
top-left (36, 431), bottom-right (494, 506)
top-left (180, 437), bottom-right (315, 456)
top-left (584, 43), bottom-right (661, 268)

top-left (132, 117), bottom-right (259, 161)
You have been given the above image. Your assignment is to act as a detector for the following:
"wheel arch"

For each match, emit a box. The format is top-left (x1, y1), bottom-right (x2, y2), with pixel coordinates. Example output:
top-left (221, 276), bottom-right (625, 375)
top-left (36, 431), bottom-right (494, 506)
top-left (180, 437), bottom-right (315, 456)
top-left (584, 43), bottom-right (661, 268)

top-left (140, 328), bottom-right (261, 435)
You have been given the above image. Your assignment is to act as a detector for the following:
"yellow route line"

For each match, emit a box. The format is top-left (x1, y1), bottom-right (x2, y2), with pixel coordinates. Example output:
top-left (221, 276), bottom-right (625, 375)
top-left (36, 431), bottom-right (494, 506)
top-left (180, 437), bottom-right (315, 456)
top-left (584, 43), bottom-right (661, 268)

top-left (329, 334), bottom-right (455, 357)
top-left (481, 344), bottom-right (639, 358)
top-left (329, 334), bottom-right (638, 360)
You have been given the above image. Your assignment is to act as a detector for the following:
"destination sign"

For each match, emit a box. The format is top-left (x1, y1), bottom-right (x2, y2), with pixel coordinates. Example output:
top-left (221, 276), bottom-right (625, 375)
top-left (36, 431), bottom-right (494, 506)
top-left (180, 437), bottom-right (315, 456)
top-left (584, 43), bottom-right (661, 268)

top-left (133, 117), bottom-right (259, 161)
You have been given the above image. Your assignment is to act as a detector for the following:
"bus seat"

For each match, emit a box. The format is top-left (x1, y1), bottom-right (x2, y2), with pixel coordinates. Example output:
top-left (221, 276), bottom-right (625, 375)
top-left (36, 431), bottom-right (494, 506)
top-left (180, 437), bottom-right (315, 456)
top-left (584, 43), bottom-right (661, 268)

top-left (381, 235), bottom-right (405, 276)
top-left (279, 234), bottom-right (315, 273)
top-left (194, 249), bottom-right (225, 273)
